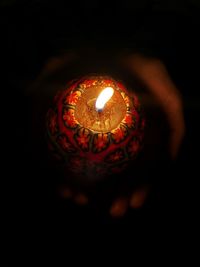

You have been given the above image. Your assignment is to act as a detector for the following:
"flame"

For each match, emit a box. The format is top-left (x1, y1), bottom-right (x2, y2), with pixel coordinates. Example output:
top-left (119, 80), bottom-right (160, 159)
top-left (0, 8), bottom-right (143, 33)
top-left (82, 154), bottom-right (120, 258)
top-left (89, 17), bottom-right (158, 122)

top-left (95, 87), bottom-right (114, 111)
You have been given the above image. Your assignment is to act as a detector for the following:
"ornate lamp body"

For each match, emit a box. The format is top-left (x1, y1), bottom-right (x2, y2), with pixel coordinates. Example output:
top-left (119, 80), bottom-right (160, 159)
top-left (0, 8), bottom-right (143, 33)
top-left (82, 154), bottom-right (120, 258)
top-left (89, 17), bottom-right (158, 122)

top-left (46, 76), bottom-right (145, 180)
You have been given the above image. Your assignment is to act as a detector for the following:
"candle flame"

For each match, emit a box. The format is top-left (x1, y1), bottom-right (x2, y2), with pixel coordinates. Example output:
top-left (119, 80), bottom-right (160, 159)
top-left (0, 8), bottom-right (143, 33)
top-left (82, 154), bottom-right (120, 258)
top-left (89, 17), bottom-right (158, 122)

top-left (95, 87), bottom-right (114, 111)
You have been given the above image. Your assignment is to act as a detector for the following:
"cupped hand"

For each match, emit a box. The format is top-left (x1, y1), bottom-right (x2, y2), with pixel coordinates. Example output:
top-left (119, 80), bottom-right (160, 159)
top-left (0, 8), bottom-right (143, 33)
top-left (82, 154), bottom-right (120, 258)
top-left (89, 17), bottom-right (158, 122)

top-left (43, 52), bottom-right (185, 217)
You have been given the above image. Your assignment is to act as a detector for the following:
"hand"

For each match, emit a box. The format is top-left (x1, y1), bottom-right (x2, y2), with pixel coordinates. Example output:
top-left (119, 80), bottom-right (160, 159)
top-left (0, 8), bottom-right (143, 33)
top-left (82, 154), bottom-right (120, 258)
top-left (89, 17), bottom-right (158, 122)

top-left (107, 53), bottom-right (186, 217)
top-left (124, 53), bottom-right (185, 160)
top-left (41, 52), bottom-right (185, 218)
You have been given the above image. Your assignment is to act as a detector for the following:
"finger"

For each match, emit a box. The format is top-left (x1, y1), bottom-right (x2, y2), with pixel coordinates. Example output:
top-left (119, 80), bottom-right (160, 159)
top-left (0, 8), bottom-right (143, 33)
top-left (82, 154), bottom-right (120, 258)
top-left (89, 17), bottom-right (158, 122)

top-left (129, 186), bottom-right (150, 209)
top-left (73, 193), bottom-right (89, 205)
top-left (40, 52), bottom-right (78, 77)
top-left (59, 186), bottom-right (73, 199)
top-left (109, 197), bottom-right (129, 218)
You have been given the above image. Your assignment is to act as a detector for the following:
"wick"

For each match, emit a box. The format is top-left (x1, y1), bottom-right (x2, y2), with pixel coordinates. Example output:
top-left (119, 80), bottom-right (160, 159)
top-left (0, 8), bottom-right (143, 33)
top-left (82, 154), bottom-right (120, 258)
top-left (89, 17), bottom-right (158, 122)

top-left (96, 108), bottom-right (103, 113)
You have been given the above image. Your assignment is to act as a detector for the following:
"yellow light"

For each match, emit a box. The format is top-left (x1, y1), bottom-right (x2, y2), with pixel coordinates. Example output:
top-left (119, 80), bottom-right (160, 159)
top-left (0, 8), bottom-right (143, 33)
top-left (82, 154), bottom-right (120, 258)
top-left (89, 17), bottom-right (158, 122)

top-left (95, 87), bottom-right (114, 111)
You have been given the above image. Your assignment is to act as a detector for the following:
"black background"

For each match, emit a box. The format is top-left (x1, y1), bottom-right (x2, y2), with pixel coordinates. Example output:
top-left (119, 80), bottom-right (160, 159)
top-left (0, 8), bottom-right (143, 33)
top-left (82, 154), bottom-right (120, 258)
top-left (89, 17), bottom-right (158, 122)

top-left (1, 0), bottom-right (200, 251)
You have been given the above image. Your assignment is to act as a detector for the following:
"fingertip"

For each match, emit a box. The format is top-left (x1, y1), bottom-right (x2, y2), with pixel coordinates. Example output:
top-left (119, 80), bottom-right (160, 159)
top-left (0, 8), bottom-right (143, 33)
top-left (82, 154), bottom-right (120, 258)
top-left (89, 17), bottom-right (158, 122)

top-left (129, 186), bottom-right (149, 209)
top-left (109, 197), bottom-right (129, 218)
top-left (59, 186), bottom-right (73, 199)
top-left (73, 193), bottom-right (89, 205)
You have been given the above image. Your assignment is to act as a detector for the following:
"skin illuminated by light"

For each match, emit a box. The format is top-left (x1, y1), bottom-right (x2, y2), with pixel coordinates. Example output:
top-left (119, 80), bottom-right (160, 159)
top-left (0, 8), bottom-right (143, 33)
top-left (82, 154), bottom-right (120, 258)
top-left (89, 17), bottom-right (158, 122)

top-left (95, 87), bottom-right (114, 111)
